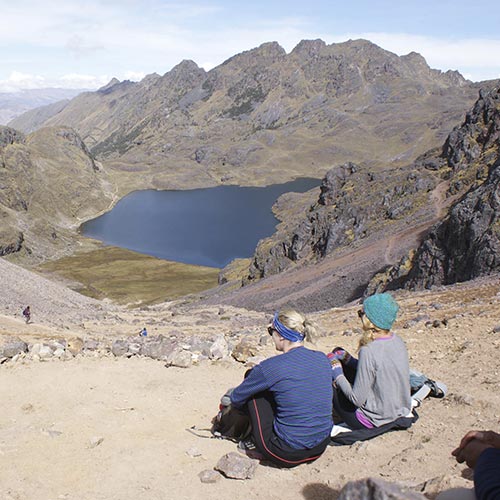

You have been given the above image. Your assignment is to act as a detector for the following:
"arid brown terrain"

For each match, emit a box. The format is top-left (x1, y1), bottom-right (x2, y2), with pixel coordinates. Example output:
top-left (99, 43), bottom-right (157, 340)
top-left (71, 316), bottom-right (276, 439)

top-left (1, 254), bottom-right (499, 499)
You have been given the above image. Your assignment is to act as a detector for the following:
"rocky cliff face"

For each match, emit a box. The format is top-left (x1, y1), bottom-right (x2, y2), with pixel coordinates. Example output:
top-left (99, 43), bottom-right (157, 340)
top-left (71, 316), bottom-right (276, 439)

top-left (245, 161), bottom-right (437, 283)
top-left (0, 126), bottom-right (24, 148)
top-left (10, 39), bottom-right (487, 192)
top-left (372, 85), bottom-right (500, 290)
top-left (0, 125), bottom-right (112, 262)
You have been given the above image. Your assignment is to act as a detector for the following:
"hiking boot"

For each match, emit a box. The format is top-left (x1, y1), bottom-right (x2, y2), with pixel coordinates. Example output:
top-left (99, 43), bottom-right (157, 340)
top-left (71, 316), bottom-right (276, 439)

top-left (237, 439), bottom-right (264, 460)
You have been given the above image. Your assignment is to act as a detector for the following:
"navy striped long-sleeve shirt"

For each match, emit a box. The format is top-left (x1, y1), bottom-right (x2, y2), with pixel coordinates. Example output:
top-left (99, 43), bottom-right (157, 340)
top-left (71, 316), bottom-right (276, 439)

top-left (230, 346), bottom-right (333, 449)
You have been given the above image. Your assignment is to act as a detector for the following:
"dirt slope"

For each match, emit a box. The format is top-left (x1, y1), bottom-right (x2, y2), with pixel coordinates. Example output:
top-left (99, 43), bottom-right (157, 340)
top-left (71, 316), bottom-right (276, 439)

top-left (1, 255), bottom-right (499, 499)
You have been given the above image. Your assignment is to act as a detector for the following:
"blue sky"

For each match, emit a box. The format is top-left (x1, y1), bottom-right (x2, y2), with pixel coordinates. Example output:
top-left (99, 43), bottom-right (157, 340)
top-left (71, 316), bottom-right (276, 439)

top-left (1, 0), bottom-right (499, 92)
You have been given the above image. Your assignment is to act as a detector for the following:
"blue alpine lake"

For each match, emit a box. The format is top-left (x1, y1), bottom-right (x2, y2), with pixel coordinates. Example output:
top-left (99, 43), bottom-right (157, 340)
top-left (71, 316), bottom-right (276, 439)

top-left (81, 178), bottom-right (320, 268)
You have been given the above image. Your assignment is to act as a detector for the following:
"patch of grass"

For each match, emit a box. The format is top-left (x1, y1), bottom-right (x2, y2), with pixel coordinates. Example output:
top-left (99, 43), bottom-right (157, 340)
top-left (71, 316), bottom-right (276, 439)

top-left (37, 246), bottom-right (219, 306)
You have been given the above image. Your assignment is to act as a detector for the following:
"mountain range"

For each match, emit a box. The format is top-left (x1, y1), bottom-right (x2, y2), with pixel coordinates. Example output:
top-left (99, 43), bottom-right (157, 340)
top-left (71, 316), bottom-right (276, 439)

top-left (9, 39), bottom-right (488, 193)
top-left (2, 38), bottom-right (499, 310)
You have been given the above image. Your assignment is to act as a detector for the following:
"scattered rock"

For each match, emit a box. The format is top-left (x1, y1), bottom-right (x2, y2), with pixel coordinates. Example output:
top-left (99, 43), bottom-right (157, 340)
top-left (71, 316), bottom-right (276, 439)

top-left (66, 337), bottom-right (84, 354)
top-left (414, 475), bottom-right (453, 497)
top-left (425, 319), bottom-right (445, 328)
top-left (258, 334), bottom-right (268, 346)
top-left (39, 345), bottom-right (54, 360)
top-left (186, 446), bottom-right (202, 458)
top-left (62, 350), bottom-right (74, 361)
top-left (83, 339), bottom-right (99, 351)
top-left (185, 335), bottom-right (211, 356)
top-left (1, 337), bottom-right (28, 358)
top-left (88, 436), bottom-right (104, 448)
top-left (111, 339), bottom-right (129, 357)
top-left (166, 349), bottom-right (192, 368)
top-left (215, 451), bottom-right (258, 480)
top-left (42, 429), bottom-right (63, 438)
top-left (127, 342), bottom-right (142, 355)
top-left (53, 348), bottom-right (65, 358)
top-left (338, 477), bottom-right (427, 499)
top-left (209, 335), bottom-right (229, 360)
top-left (140, 336), bottom-right (178, 360)
top-left (198, 469), bottom-right (222, 483)
top-left (232, 337), bottom-right (258, 363)
top-left (21, 403), bottom-right (34, 413)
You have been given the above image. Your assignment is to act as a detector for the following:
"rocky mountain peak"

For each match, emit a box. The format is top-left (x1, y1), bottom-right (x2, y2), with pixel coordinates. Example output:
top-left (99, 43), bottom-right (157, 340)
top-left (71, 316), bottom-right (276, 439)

top-left (221, 41), bottom-right (286, 69)
top-left (444, 69), bottom-right (468, 86)
top-left (161, 59), bottom-right (206, 88)
top-left (290, 39), bottom-right (327, 58)
top-left (141, 73), bottom-right (161, 86)
top-left (98, 78), bottom-right (121, 92)
top-left (401, 51), bottom-right (428, 67)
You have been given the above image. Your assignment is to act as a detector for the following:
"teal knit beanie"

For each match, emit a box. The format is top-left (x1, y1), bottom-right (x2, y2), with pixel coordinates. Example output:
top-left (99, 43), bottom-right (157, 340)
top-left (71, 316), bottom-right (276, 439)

top-left (363, 293), bottom-right (399, 330)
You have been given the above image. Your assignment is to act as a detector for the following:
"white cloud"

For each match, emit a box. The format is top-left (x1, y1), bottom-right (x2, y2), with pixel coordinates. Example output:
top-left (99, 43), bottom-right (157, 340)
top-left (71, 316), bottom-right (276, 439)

top-left (60, 73), bottom-right (110, 88)
top-left (0, 71), bottom-right (112, 92)
top-left (0, 71), bottom-right (46, 92)
top-left (201, 61), bottom-right (216, 71)
top-left (123, 71), bottom-right (146, 82)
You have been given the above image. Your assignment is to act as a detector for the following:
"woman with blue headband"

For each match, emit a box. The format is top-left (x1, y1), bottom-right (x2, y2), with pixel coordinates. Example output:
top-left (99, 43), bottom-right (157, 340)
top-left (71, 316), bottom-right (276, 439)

top-left (229, 309), bottom-right (333, 467)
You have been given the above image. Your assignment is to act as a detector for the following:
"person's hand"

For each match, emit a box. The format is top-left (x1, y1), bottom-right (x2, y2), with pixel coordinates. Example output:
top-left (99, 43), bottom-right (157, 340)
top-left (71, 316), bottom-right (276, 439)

top-left (452, 430), bottom-right (500, 469)
top-left (220, 388), bottom-right (234, 407)
top-left (331, 359), bottom-right (343, 381)
top-left (452, 438), bottom-right (494, 469)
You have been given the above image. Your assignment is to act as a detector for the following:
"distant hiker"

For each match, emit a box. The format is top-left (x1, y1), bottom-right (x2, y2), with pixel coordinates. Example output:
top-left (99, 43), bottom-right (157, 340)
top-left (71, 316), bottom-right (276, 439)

top-left (329, 293), bottom-right (411, 431)
top-left (224, 309), bottom-right (333, 467)
top-left (22, 306), bottom-right (31, 324)
top-left (139, 327), bottom-right (147, 337)
top-left (435, 429), bottom-right (500, 500)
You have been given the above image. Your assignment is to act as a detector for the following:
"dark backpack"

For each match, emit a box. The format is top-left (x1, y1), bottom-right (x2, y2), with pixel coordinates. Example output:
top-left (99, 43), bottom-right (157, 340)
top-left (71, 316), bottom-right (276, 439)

top-left (211, 405), bottom-right (252, 442)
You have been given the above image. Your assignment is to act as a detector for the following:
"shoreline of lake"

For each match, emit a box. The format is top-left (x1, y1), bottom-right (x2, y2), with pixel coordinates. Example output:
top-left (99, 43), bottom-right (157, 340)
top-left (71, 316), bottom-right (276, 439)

top-left (81, 178), bottom-right (321, 269)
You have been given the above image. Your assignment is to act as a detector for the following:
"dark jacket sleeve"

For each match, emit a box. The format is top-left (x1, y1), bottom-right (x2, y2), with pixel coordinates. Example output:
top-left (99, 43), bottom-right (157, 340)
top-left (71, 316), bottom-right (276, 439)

top-left (474, 448), bottom-right (500, 500)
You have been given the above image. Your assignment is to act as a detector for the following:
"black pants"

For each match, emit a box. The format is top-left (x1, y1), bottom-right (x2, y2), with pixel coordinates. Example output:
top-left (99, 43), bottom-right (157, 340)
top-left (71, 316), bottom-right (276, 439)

top-left (247, 391), bottom-right (330, 468)
top-left (332, 360), bottom-right (367, 430)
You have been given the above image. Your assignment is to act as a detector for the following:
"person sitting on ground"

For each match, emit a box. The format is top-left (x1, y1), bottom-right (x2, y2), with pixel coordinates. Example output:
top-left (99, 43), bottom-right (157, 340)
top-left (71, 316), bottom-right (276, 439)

top-left (330, 292), bottom-right (411, 430)
top-left (229, 308), bottom-right (333, 467)
top-left (435, 429), bottom-right (500, 500)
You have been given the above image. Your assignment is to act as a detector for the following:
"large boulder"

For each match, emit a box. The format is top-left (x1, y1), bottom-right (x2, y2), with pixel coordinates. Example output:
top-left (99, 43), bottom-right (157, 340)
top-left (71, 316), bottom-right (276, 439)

top-left (1, 337), bottom-right (28, 358)
top-left (338, 477), bottom-right (427, 500)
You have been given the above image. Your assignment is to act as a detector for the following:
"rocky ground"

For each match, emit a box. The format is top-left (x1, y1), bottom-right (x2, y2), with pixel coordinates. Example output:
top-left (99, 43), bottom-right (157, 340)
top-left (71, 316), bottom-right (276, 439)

top-left (1, 256), bottom-right (500, 499)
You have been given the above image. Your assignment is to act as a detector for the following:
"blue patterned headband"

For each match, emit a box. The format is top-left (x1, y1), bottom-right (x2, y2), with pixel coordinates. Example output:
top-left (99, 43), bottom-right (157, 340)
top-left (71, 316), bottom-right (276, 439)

top-left (272, 312), bottom-right (305, 343)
